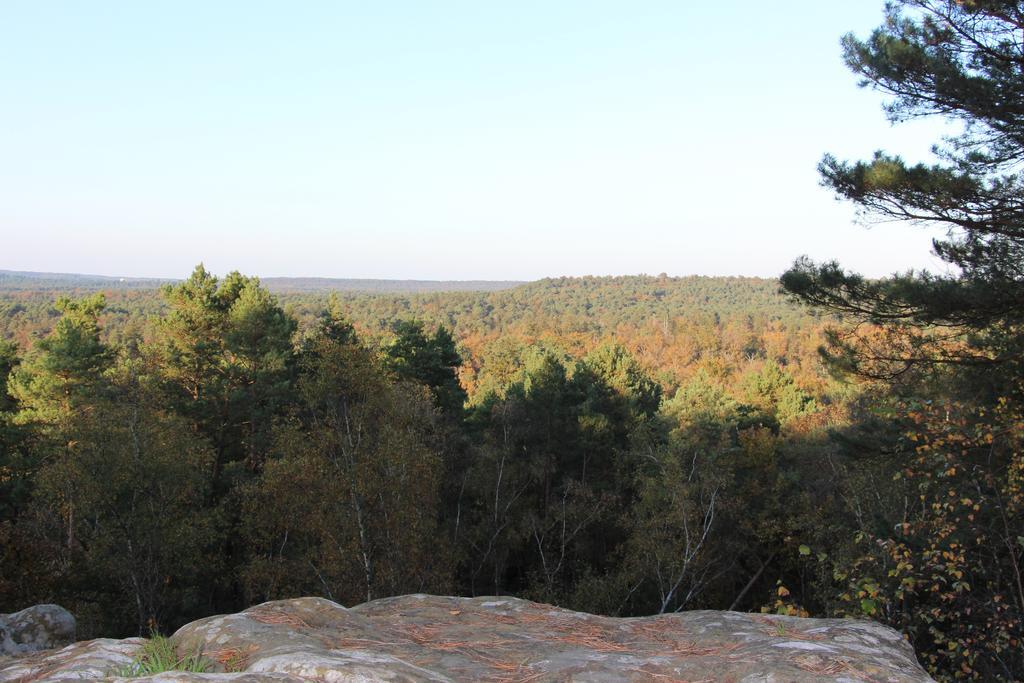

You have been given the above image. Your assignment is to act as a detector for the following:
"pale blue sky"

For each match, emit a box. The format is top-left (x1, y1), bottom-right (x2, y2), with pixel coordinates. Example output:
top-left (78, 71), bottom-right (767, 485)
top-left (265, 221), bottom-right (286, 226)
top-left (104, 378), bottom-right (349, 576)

top-left (1, 1), bottom-right (955, 280)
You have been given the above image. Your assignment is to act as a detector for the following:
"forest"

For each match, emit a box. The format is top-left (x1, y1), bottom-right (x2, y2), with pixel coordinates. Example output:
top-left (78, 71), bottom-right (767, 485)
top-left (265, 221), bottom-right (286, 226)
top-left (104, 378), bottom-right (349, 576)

top-left (0, 270), bottom-right (843, 613)
top-left (0, 265), bottom-right (1016, 681)
top-left (3, 1), bottom-right (1024, 680)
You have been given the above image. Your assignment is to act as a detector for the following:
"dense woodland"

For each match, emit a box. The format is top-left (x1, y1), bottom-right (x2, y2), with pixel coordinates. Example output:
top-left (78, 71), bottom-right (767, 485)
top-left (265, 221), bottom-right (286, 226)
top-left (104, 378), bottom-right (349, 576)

top-left (0, 276), bottom-right (843, 601)
top-left (4, 1), bottom-right (1024, 680)
top-left (0, 267), bottom-right (1010, 680)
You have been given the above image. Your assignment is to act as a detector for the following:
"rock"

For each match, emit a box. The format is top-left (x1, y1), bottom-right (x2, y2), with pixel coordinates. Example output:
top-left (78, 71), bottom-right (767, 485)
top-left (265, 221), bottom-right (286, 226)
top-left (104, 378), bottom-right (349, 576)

top-left (0, 595), bottom-right (934, 681)
top-left (0, 637), bottom-right (143, 681)
top-left (0, 604), bottom-right (76, 656)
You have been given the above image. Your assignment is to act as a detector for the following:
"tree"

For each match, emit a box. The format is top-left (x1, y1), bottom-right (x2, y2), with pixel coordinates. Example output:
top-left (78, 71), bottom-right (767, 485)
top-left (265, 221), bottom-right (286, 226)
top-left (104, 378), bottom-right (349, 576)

top-left (384, 320), bottom-right (467, 414)
top-left (581, 342), bottom-right (662, 420)
top-left (780, 3), bottom-right (1024, 678)
top-left (0, 339), bottom-right (26, 520)
top-left (3, 298), bottom-right (216, 635)
top-left (243, 325), bottom-right (449, 605)
top-left (222, 273), bottom-right (297, 468)
top-left (0, 340), bottom-right (19, 414)
top-left (620, 443), bottom-right (722, 615)
top-left (827, 398), bottom-right (1024, 679)
top-left (458, 347), bottom-right (658, 603)
top-left (0, 339), bottom-right (37, 607)
top-left (739, 361), bottom-right (817, 427)
top-left (156, 265), bottom-right (227, 418)
top-left (32, 362), bottom-right (217, 636)
top-left (9, 294), bottom-right (112, 425)
top-left (781, 0), bottom-right (1024, 380)
top-left (308, 293), bottom-right (357, 347)
top-left (6, 295), bottom-right (113, 551)
top-left (155, 265), bottom-right (296, 475)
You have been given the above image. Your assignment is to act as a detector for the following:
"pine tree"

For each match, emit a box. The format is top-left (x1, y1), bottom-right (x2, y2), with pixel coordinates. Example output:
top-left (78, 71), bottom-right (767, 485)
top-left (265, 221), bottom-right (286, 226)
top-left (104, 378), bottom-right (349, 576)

top-left (781, 1), bottom-right (1024, 381)
top-left (155, 265), bottom-right (296, 474)
top-left (9, 294), bottom-right (112, 425)
top-left (384, 320), bottom-right (467, 414)
top-left (780, 4), bottom-right (1024, 677)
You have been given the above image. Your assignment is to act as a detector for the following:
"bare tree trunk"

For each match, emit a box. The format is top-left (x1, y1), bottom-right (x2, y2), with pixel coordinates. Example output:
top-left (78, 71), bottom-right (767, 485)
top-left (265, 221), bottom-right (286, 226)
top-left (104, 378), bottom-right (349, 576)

top-left (729, 552), bottom-right (775, 611)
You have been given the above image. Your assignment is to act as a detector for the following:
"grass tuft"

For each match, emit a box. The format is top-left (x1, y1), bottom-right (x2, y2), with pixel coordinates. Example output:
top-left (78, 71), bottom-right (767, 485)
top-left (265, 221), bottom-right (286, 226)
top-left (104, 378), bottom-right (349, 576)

top-left (116, 633), bottom-right (212, 677)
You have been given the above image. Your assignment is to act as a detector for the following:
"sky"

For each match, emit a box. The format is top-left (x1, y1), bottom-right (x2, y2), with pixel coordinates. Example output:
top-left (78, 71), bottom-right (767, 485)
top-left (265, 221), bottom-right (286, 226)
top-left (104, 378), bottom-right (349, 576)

top-left (0, 1), bottom-right (959, 280)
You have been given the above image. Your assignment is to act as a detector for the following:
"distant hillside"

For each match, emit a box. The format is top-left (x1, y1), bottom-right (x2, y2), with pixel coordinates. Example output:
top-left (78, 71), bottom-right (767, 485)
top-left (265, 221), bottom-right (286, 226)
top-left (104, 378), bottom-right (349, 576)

top-left (0, 272), bottom-right (818, 352)
top-left (268, 274), bottom-right (811, 345)
top-left (0, 270), bottom-right (171, 290)
top-left (0, 270), bottom-right (524, 294)
top-left (261, 277), bottom-right (525, 293)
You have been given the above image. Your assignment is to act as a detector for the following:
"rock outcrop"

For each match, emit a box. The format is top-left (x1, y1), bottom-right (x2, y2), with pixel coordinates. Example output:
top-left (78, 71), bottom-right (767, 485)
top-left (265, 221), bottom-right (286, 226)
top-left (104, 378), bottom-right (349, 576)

top-left (0, 595), bottom-right (933, 681)
top-left (0, 604), bottom-right (76, 657)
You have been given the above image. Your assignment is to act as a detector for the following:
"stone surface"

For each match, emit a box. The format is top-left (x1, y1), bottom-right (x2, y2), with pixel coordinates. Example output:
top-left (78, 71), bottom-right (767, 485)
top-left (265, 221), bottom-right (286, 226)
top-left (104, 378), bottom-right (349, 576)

top-left (0, 604), bottom-right (76, 656)
top-left (0, 595), bottom-right (934, 681)
top-left (0, 637), bottom-right (142, 681)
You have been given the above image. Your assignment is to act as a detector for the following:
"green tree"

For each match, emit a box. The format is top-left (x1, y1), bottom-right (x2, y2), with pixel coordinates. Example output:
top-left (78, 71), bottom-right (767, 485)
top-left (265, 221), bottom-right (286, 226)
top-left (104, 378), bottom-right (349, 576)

top-left (663, 370), bottom-right (740, 436)
top-left (384, 320), bottom-right (467, 414)
top-left (156, 265), bottom-right (227, 420)
top-left (459, 347), bottom-right (656, 602)
top-left (244, 326), bottom-right (449, 605)
top-left (581, 342), bottom-right (662, 420)
top-left (4, 299), bottom-right (216, 635)
top-left (7, 295), bottom-right (113, 552)
top-left (222, 273), bottom-right (297, 468)
top-left (308, 293), bottom-right (357, 347)
top-left (0, 340), bottom-right (18, 414)
top-left (780, 3), bottom-right (1024, 678)
top-left (0, 340), bottom-right (26, 520)
top-left (739, 361), bottom-right (816, 427)
top-left (0, 339), bottom-right (36, 607)
top-left (32, 360), bottom-right (217, 636)
top-left (155, 265), bottom-right (296, 476)
top-left (152, 266), bottom-right (296, 621)
top-left (781, 0), bottom-right (1024, 382)
top-left (9, 294), bottom-right (111, 426)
